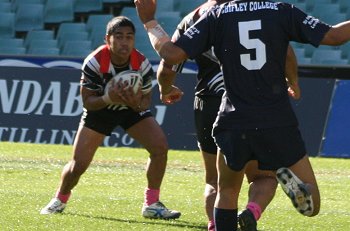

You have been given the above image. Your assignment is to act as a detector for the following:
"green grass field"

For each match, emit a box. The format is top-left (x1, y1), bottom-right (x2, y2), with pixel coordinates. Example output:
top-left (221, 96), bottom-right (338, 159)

top-left (0, 142), bottom-right (349, 231)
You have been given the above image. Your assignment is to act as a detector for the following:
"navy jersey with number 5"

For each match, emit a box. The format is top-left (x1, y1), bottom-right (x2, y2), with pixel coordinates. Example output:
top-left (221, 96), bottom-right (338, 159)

top-left (174, 0), bottom-right (331, 131)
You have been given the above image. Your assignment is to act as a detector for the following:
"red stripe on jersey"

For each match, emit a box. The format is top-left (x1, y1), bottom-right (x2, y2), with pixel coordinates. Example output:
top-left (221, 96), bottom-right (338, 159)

top-left (130, 48), bottom-right (146, 71)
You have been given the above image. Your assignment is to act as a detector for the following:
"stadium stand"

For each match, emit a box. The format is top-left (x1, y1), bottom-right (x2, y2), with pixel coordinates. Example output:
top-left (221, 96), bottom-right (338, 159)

top-left (0, 13), bottom-right (15, 38)
top-left (74, 0), bottom-right (103, 14)
top-left (61, 40), bottom-right (92, 57)
top-left (173, 0), bottom-right (203, 17)
top-left (0, 0), bottom-right (349, 62)
top-left (14, 3), bottom-right (44, 32)
top-left (56, 22), bottom-right (87, 39)
top-left (86, 14), bottom-right (113, 33)
top-left (24, 30), bottom-right (55, 47)
top-left (0, 2), bottom-right (11, 12)
top-left (27, 39), bottom-right (58, 53)
top-left (0, 47), bottom-right (26, 55)
top-left (44, 0), bottom-right (74, 24)
top-left (57, 31), bottom-right (89, 50)
top-left (311, 49), bottom-right (343, 64)
top-left (0, 38), bottom-right (24, 48)
top-left (89, 27), bottom-right (106, 49)
top-left (27, 47), bottom-right (60, 56)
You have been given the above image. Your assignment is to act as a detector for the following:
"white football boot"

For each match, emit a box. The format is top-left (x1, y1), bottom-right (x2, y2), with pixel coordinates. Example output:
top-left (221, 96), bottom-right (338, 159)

top-left (40, 198), bottom-right (66, 215)
top-left (142, 201), bottom-right (181, 219)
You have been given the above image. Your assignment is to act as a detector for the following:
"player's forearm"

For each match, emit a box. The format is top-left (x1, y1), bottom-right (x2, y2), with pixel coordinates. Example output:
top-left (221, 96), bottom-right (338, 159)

top-left (80, 87), bottom-right (111, 110)
top-left (322, 21), bottom-right (350, 45)
top-left (157, 62), bottom-right (176, 94)
top-left (143, 20), bottom-right (188, 64)
top-left (285, 45), bottom-right (298, 85)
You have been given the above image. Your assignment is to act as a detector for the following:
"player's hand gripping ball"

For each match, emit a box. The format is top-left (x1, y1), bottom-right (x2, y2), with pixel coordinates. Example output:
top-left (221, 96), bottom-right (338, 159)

top-left (104, 70), bottom-right (142, 105)
top-left (105, 70), bottom-right (142, 94)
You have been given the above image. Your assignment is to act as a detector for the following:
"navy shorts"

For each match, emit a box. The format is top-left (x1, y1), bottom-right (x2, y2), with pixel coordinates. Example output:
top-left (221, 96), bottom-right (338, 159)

top-left (213, 126), bottom-right (306, 171)
top-left (194, 95), bottom-right (221, 154)
top-left (80, 107), bottom-right (153, 136)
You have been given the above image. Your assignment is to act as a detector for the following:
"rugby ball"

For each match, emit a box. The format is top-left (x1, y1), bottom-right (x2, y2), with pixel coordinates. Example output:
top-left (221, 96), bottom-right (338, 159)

top-left (104, 70), bottom-right (142, 95)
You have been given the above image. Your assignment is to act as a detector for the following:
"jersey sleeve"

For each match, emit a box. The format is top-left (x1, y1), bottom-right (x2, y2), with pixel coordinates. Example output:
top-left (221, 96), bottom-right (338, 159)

top-left (287, 5), bottom-right (331, 47)
top-left (139, 57), bottom-right (154, 94)
top-left (80, 56), bottom-right (104, 93)
top-left (174, 9), bottom-right (216, 60)
top-left (170, 18), bottom-right (188, 73)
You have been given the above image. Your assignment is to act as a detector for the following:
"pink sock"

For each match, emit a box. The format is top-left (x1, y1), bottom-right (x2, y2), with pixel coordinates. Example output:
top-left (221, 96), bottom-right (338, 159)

top-left (144, 188), bottom-right (160, 206)
top-left (208, 219), bottom-right (215, 231)
top-left (246, 202), bottom-right (262, 221)
top-left (55, 190), bottom-right (71, 204)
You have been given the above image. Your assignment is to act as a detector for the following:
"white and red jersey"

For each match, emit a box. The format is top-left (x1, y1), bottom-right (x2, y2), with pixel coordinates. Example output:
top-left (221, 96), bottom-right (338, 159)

top-left (81, 44), bottom-right (153, 95)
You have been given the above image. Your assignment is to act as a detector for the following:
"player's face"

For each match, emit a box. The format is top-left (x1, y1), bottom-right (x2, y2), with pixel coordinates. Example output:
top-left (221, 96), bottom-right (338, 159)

top-left (106, 26), bottom-right (135, 65)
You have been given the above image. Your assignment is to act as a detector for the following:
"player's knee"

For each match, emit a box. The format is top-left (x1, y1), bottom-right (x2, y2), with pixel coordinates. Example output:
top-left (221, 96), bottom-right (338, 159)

top-left (149, 140), bottom-right (168, 158)
top-left (204, 183), bottom-right (217, 198)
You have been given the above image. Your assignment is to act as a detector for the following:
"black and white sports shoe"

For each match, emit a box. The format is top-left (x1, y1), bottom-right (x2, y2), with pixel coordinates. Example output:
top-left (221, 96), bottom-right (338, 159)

top-left (40, 198), bottom-right (66, 215)
top-left (238, 209), bottom-right (257, 231)
top-left (276, 167), bottom-right (314, 216)
top-left (142, 201), bottom-right (181, 219)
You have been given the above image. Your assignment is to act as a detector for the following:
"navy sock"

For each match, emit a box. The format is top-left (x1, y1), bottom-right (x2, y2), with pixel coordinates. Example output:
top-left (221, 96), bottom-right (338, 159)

top-left (214, 207), bottom-right (237, 231)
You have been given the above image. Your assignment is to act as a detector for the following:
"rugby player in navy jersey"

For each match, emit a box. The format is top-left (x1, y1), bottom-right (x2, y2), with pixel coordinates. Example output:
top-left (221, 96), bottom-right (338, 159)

top-left (156, 1), bottom-right (300, 230)
top-left (40, 16), bottom-right (180, 220)
top-left (135, 0), bottom-right (350, 230)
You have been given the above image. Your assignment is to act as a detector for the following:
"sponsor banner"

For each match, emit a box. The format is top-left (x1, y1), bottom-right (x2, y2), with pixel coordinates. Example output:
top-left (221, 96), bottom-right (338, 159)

top-left (290, 78), bottom-right (335, 156)
top-left (320, 80), bottom-right (350, 158)
top-left (0, 66), bottom-right (198, 150)
top-left (0, 55), bottom-right (198, 73)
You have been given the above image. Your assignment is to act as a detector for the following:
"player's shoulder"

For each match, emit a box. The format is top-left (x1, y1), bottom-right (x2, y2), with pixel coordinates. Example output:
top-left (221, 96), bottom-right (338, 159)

top-left (83, 45), bottom-right (106, 64)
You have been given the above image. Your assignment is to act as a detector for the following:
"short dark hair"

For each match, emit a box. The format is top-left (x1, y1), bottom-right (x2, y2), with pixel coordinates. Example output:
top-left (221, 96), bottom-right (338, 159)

top-left (106, 16), bottom-right (136, 35)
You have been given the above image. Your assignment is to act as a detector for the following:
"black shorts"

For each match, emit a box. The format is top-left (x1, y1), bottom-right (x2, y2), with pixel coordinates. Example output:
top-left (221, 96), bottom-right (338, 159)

top-left (80, 107), bottom-right (153, 136)
top-left (194, 95), bottom-right (221, 154)
top-left (213, 126), bottom-right (306, 171)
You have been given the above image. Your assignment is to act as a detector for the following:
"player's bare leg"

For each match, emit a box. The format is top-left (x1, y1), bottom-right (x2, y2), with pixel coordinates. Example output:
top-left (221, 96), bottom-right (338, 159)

top-left (60, 126), bottom-right (104, 194)
top-left (127, 117), bottom-right (181, 219)
top-left (214, 151), bottom-right (245, 230)
top-left (40, 126), bottom-right (104, 214)
top-left (201, 151), bottom-right (217, 230)
top-left (239, 160), bottom-right (277, 230)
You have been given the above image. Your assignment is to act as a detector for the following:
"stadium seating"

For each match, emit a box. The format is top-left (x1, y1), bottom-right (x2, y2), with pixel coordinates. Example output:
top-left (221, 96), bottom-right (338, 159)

top-left (14, 3), bottom-right (44, 32)
top-left (27, 39), bottom-right (58, 52)
top-left (86, 14), bottom-right (113, 33)
top-left (158, 15), bottom-right (182, 35)
top-left (311, 3), bottom-right (341, 19)
top-left (0, 0), bottom-right (348, 63)
top-left (0, 38), bottom-right (24, 48)
top-left (27, 47), bottom-right (60, 56)
top-left (74, 0), bottom-right (103, 13)
top-left (0, 2), bottom-right (11, 12)
top-left (44, 0), bottom-right (74, 24)
top-left (56, 22), bottom-right (87, 40)
top-left (61, 40), bottom-right (93, 57)
top-left (24, 30), bottom-right (55, 48)
top-left (89, 27), bottom-right (106, 49)
top-left (0, 47), bottom-right (26, 55)
top-left (305, 0), bottom-right (333, 12)
top-left (11, 0), bottom-right (45, 11)
top-left (0, 13), bottom-right (15, 38)
top-left (57, 31), bottom-right (89, 49)
top-left (338, 0), bottom-right (350, 13)
top-left (136, 41), bottom-right (160, 61)
top-left (311, 49), bottom-right (343, 64)
top-left (173, 0), bottom-right (203, 17)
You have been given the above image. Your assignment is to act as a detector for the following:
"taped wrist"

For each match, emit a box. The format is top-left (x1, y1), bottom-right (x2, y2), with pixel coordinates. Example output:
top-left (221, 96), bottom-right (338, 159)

top-left (144, 20), bottom-right (171, 54)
